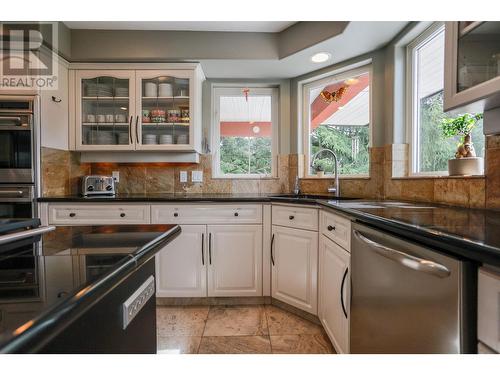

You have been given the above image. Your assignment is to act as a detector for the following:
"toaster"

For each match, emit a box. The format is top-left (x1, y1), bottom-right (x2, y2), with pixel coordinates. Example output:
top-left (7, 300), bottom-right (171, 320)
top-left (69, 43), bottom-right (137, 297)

top-left (81, 175), bottom-right (116, 196)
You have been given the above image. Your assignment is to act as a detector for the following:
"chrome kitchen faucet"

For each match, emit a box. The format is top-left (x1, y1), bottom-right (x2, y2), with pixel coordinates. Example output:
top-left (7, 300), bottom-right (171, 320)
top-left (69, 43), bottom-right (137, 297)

top-left (310, 149), bottom-right (340, 197)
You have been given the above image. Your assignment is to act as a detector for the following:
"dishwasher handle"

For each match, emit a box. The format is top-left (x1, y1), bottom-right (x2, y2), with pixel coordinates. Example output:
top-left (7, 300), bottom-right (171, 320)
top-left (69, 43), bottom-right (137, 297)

top-left (353, 230), bottom-right (451, 278)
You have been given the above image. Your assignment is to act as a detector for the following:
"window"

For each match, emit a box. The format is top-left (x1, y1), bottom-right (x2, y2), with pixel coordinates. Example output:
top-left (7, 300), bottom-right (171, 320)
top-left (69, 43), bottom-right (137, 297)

top-left (407, 23), bottom-right (485, 175)
top-left (212, 86), bottom-right (279, 178)
top-left (303, 65), bottom-right (371, 177)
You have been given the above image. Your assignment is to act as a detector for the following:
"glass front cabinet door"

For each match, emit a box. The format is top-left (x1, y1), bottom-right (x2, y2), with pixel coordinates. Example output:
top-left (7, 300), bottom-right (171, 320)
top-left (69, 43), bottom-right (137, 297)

top-left (75, 70), bottom-right (136, 150)
top-left (73, 66), bottom-right (203, 152)
top-left (135, 70), bottom-right (195, 151)
top-left (444, 21), bottom-right (500, 112)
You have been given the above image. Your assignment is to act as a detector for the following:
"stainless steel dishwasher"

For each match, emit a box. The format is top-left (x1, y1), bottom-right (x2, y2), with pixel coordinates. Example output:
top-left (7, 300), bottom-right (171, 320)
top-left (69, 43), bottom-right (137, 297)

top-left (350, 223), bottom-right (475, 354)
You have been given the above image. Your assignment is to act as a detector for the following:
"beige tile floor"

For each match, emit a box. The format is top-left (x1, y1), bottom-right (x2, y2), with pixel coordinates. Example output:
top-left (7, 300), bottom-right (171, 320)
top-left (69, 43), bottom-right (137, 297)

top-left (156, 304), bottom-right (335, 354)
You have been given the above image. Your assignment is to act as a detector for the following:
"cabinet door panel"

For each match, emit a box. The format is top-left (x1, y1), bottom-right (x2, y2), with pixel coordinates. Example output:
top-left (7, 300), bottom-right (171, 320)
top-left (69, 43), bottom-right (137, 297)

top-left (155, 225), bottom-right (206, 297)
top-left (75, 70), bottom-right (136, 151)
top-left (319, 235), bottom-right (350, 353)
top-left (207, 225), bottom-right (262, 297)
top-left (135, 70), bottom-right (195, 151)
top-left (271, 225), bottom-right (318, 314)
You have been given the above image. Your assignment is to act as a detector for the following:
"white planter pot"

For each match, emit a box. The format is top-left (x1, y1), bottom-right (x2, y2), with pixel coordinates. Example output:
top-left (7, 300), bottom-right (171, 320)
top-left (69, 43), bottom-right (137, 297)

top-left (448, 157), bottom-right (484, 176)
top-left (316, 171), bottom-right (325, 178)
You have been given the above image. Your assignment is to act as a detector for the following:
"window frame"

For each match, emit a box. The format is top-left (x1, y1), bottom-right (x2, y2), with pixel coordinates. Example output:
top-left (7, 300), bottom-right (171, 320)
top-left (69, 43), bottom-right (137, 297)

top-left (406, 22), bottom-right (448, 176)
top-left (211, 85), bottom-right (279, 179)
top-left (301, 64), bottom-right (373, 179)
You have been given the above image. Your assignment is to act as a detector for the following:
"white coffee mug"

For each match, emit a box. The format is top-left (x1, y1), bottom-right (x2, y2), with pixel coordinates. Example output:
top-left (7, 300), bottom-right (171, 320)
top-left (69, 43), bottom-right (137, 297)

top-left (86, 114), bottom-right (96, 123)
top-left (115, 114), bottom-right (126, 123)
top-left (96, 114), bottom-right (106, 123)
top-left (106, 114), bottom-right (114, 123)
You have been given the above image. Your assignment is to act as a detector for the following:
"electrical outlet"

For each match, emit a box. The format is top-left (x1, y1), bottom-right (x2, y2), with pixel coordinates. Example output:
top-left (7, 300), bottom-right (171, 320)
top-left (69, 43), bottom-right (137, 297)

top-left (112, 171), bottom-right (120, 183)
top-left (192, 170), bottom-right (203, 183)
top-left (180, 171), bottom-right (188, 183)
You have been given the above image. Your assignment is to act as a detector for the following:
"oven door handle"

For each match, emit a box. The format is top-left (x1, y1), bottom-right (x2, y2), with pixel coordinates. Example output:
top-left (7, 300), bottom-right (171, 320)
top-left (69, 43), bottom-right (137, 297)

top-left (0, 116), bottom-right (22, 124)
top-left (0, 226), bottom-right (56, 246)
top-left (353, 230), bottom-right (451, 278)
top-left (0, 190), bottom-right (25, 198)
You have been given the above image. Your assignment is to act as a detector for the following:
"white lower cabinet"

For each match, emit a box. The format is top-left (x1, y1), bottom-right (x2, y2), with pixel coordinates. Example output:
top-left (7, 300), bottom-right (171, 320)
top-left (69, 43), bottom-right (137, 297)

top-left (207, 225), bottom-right (263, 297)
top-left (319, 235), bottom-right (350, 353)
top-left (156, 224), bottom-right (263, 298)
top-left (271, 225), bottom-right (318, 314)
top-left (156, 225), bottom-right (207, 297)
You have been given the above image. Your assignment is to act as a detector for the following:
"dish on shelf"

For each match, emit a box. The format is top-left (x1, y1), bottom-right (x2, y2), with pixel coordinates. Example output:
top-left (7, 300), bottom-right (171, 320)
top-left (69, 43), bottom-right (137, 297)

top-left (145, 82), bottom-right (157, 97)
top-left (159, 83), bottom-right (173, 97)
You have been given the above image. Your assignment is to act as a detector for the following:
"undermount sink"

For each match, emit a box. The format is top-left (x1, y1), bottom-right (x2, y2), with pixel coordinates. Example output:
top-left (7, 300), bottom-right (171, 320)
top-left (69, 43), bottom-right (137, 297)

top-left (269, 194), bottom-right (359, 200)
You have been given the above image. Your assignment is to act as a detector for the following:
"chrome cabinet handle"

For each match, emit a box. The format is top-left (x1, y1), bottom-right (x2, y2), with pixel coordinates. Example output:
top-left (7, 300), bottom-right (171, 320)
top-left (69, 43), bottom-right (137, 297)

top-left (340, 267), bottom-right (348, 319)
top-left (128, 115), bottom-right (133, 144)
top-left (353, 230), bottom-right (451, 278)
top-left (271, 233), bottom-right (275, 266)
top-left (208, 233), bottom-right (212, 265)
top-left (201, 233), bottom-right (205, 266)
top-left (135, 116), bottom-right (139, 143)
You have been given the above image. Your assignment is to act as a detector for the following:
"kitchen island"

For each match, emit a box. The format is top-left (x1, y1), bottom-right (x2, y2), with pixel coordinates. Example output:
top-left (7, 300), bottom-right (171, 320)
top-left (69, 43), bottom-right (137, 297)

top-left (0, 224), bottom-right (181, 354)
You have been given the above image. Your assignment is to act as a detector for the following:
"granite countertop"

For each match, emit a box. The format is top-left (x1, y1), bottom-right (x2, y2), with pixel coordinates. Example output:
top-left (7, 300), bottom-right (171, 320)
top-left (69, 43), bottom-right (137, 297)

top-left (37, 193), bottom-right (500, 266)
top-left (0, 224), bottom-right (180, 353)
top-left (319, 200), bottom-right (500, 267)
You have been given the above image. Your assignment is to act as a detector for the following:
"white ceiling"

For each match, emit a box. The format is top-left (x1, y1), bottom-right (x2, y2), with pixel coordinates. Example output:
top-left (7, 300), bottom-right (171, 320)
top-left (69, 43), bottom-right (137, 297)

top-left (64, 21), bottom-right (296, 33)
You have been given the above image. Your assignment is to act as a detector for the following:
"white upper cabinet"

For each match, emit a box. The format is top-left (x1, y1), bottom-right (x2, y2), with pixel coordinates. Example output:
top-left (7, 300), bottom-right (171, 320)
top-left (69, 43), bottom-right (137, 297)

top-left (444, 21), bottom-right (500, 112)
top-left (75, 70), bottom-right (136, 151)
top-left (40, 57), bottom-right (69, 150)
top-left (71, 64), bottom-right (204, 152)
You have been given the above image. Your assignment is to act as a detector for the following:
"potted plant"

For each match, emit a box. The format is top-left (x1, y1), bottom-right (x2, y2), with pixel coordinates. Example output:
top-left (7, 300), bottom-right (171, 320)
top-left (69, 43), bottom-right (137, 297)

top-left (440, 113), bottom-right (484, 176)
top-left (313, 162), bottom-right (325, 178)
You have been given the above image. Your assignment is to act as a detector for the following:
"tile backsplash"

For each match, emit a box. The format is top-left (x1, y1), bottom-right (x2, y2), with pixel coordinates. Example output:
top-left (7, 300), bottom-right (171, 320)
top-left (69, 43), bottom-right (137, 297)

top-left (41, 136), bottom-right (500, 209)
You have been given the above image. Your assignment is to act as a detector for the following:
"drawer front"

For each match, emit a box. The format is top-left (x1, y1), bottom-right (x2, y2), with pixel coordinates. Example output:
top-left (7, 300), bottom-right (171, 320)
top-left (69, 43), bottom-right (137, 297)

top-left (48, 204), bottom-right (150, 225)
top-left (272, 204), bottom-right (318, 231)
top-left (151, 204), bottom-right (262, 224)
top-left (320, 210), bottom-right (351, 251)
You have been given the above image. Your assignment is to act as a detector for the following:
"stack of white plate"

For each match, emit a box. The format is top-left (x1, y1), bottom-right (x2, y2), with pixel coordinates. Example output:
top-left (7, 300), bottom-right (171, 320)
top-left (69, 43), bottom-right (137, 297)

top-left (95, 131), bottom-right (115, 145)
top-left (86, 84), bottom-right (113, 97)
top-left (115, 87), bottom-right (129, 97)
top-left (159, 83), bottom-right (173, 97)
top-left (145, 82), bottom-right (157, 97)
top-left (117, 133), bottom-right (129, 145)
top-left (159, 134), bottom-right (173, 144)
top-left (176, 134), bottom-right (188, 144)
top-left (143, 134), bottom-right (158, 145)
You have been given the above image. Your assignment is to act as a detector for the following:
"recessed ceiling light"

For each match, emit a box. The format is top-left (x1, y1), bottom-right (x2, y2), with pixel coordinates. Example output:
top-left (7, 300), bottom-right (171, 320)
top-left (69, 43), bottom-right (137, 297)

top-left (311, 52), bottom-right (331, 63)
